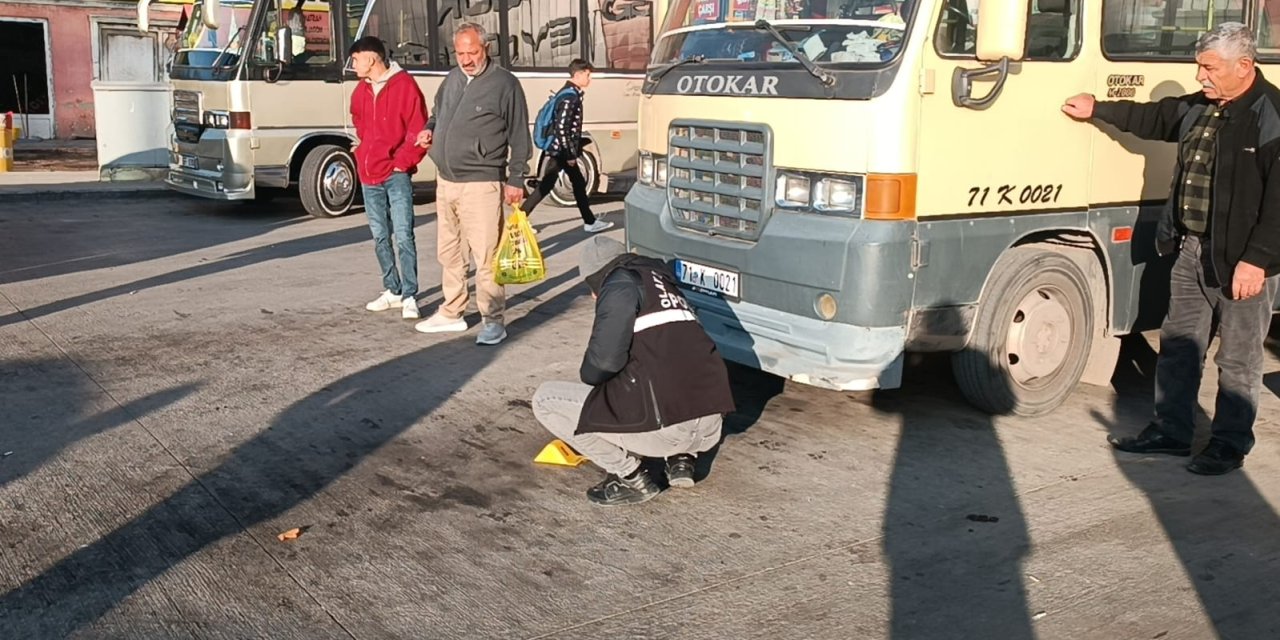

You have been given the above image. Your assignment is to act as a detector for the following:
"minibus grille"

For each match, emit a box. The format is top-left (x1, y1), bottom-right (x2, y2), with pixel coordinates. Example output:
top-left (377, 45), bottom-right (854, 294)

top-left (173, 90), bottom-right (201, 126)
top-left (667, 121), bottom-right (772, 240)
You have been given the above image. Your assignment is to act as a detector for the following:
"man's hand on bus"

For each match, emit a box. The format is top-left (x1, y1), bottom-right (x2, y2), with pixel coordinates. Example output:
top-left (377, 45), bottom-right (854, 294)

top-left (416, 130), bottom-right (433, 149)
top-left (504, 185), bottom-right (525, 204)
top-left (1232, 261), bottom-right (1266, 300)
top-left (1062, 93), bottom-right (1096, 120)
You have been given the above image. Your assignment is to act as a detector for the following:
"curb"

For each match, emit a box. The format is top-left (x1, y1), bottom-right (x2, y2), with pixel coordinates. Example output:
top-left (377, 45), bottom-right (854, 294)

top-left (0, 185), bottom-right (180, 203)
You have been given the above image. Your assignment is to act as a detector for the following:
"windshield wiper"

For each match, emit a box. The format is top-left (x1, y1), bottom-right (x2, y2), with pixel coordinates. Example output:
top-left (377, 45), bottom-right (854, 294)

top-left (647, 55), bottom-right (705, 84)
top-left (213, 26), bottom-right (246, 69)
top-left (749, 19), bottom-right (835, 87)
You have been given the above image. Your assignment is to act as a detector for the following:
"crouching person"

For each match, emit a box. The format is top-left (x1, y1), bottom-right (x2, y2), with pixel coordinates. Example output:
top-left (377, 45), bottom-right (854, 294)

top-left (533, 236), bottom-right (736, 506)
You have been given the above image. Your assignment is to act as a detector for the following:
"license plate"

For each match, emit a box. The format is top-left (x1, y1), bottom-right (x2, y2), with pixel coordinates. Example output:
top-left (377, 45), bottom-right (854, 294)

top-left (674, 259), bottom-right (740, 299)
top-left (180, 154), bottom-right (199, 170)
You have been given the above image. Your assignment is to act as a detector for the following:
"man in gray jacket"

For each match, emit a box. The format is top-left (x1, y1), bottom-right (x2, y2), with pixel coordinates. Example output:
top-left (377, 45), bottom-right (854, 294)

top-left (414, 22), bottom-right (531, 346)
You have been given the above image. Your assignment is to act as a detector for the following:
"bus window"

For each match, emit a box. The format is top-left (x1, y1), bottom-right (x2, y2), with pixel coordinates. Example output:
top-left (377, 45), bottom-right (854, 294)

top-left (1257, 0), bottom-right (1280, 59)
top-left (507, 0), bottom-right (586, 68)
top-left (934, 0), bottom-right (977, 56)
top-left (936, 0), bottom-right (1080, 60)
top-left (256, 1), bottom-right (335, 65)
top-left (587, 0), bottom-right (654, 71)
top-left (1102, 0), bottom-right (1244, 59)
top-left (351, 0), bottom-right (432, 67)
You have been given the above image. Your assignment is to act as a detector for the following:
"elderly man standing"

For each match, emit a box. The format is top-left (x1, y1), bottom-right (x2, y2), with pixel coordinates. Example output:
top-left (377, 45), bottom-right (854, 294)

top-left (414, 22), bottom-right (531, 345)
top-left (1064, 23), bottom-right (1280, 475)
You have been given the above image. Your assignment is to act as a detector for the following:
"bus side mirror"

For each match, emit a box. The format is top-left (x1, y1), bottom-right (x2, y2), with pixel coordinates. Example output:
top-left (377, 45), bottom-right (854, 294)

top-left (202, 0), bottom-right (220, 29)
top-left (975, 0), bottom-right (1027, 62)
top-left (952, 0), bottom-right (1027, 109)
top-left (277, 26), bottom-right (295, 64)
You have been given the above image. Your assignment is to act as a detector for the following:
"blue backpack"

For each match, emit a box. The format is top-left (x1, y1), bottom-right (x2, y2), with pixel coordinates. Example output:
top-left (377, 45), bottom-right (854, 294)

top-left (533, 87), bottom-right (576, 151)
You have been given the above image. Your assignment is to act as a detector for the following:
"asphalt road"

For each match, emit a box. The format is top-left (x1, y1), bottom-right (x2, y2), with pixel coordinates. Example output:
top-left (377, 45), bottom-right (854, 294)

top-left (2, 193), bottom-right (1279, 639)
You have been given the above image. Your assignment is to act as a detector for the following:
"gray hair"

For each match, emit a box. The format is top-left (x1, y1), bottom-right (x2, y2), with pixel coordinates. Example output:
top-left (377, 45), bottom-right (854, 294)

top-left (1197, 22), bottom-right (1257, 61)
top-left (454, 22), bottom-right (487, 42)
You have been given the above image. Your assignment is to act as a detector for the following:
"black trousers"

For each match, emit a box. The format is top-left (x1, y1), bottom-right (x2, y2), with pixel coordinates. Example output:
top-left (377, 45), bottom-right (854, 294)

top-left (521, 154), bottom-right (596, 224)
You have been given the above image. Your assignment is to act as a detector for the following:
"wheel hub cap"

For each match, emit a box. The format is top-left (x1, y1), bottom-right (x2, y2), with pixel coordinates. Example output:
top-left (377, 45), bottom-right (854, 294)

top-left (1005, 287), bottom-right (1072, 384)
top-left (322, 161), bottom-right (353, 204)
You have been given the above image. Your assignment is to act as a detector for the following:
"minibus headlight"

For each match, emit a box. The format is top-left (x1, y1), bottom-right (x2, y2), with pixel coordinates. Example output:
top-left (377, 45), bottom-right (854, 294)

top-left (203, 110), bottom-right (230, 129)
top-left (655, 157), bottom-right (668, 187)
top-left (814, 177), bottom-right (859, 213)
top-left (776, 173), bottom-right (811, 208)
top-left (639, 152), bottom-right (655, 186)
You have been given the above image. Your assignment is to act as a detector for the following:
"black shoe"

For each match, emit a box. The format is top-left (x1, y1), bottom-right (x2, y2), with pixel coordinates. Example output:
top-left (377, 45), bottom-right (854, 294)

top-left (666, 454), bottom-right (697, 488)
top-left (1187, 439), bottom-right (1245, 476)
top-left (587, 470), bottom-right (661, 506)
top-left (1108, 423), bottom-right (1191, 456)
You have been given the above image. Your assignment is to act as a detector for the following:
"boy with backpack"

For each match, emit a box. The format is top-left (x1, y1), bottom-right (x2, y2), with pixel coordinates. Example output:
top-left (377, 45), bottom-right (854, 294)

top-left (523, 59), bottom-right (613, 234)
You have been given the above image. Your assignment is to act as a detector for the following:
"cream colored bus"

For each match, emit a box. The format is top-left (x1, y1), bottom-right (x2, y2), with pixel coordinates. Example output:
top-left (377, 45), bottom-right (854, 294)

top-left (138, 0), bottom-right (657, 218)
top-left (625, 0), bottom-right (1280, 415)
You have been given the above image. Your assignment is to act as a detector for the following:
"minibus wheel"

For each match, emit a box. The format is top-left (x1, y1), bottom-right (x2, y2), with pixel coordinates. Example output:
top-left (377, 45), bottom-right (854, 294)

top-left (547, 149), bottom-right (599, 208)
top-left (300, 145), bottom-right (357, 218)
top-left (953, 246), bottom-right (1094, 417)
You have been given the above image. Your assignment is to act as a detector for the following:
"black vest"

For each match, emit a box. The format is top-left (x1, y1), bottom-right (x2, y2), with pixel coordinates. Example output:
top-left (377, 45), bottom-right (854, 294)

top-left (577, 258), bottom-right (736, 434)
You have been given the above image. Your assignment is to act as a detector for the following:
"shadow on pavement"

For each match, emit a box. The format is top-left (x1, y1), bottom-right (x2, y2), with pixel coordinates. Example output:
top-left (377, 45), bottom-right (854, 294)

top-left (0, 263), bottom-right (587, 637)
top-left (1091, 334), bottom-right (1280, 638)
top-left (874, 350), bottom-right (1036, 640)
top-left (0, 357), bottom-right (196, 491)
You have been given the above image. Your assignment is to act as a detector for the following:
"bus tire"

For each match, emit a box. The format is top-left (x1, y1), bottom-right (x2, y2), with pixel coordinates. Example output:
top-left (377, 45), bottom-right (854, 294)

top-left (547, 149), bottom-right (599, 208)
top-left (953, 246), bottom-right (1095, 417)
top-left (299, 144), bottom-right (357, 218)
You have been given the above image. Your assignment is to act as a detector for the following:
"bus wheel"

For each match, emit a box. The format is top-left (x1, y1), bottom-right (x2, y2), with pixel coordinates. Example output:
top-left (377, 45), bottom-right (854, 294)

top-left (548, 150), bottom-right (599, 208)
top-left (299, 144), bottom-right (357, 218)
top-left (953, 246), bottom-right (1094, 417)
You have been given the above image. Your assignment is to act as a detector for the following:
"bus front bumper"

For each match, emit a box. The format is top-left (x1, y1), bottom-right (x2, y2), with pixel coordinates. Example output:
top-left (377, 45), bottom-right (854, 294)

top-left (684, 290), bottom-right (905, 391)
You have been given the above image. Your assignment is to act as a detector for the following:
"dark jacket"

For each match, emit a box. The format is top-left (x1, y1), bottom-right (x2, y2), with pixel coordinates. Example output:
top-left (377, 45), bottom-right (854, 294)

top-left (426, 63), bottom-right (532, 188)
top-left (1093, 70), bottom-right (1280, 281)
top-left (547, 82), bottom-right (585, 158)
top-left (577, 255), bottom-right (737, 435)
top-left (349, 64), bottom-right (429, 185)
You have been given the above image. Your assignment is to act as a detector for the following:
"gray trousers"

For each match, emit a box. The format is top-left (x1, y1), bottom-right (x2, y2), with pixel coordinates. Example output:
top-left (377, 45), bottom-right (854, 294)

top-left (1154, 235), bottom-right (1279, 454)
top-left (532, 381), bottom-right (723, 477)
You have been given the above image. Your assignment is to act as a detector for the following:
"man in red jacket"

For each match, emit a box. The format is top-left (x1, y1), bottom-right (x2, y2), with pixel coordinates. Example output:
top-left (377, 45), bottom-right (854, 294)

top-left (350, 37), bottom-right (428, 320)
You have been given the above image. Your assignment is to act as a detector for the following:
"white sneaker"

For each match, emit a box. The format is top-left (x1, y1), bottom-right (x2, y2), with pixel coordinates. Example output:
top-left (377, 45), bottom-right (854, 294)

top-left (401, 297), bottom-right (420, 319)
top-left (584, 220), bottom-right (614, 233)
top-left (415, 313), bottom-right (467, 334)
top-left (366, 290), bottom-right (404, 312)
top-left (475, 321), bottom-right (507, 345)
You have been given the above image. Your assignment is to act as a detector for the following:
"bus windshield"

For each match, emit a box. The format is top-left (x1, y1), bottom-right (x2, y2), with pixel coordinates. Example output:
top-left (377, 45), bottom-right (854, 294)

top-left (174, 0), bottom-right (257, 67)
top-left (654, 0), bottom-right (912, 65)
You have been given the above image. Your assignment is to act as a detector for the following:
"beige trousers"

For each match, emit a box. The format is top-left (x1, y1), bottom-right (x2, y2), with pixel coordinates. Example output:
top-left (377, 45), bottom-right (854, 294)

top-left (435, 178), bottom-right (506, 322)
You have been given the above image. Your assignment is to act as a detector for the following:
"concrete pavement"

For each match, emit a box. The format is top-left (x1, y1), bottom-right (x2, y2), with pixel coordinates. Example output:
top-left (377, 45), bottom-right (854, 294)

top-left (2, 194), bottom-right (1280, 639)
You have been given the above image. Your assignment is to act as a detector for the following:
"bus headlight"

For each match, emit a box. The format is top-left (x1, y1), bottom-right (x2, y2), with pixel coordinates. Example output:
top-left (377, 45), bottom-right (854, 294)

top-left (639, 151), bottom-right (655, 185)
top-left (814, 177), bottom-right (859, 213)
top-left (775, 173), bottom-right (811, 208)
top-left (203, 110), bottom-right (230, 129)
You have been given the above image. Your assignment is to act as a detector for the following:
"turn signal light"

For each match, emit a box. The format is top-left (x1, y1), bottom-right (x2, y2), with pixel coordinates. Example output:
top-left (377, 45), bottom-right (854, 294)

top-left (864, 174), bottom-right (917, 220)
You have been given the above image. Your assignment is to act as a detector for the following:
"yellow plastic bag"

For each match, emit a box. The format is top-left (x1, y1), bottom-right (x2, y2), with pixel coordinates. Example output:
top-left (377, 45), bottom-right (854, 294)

top-left (493, 204), bottom-right (546, 285)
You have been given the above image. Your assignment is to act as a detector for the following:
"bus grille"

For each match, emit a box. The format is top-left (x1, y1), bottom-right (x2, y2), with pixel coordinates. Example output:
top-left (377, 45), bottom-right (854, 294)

top-left (667, 121), bottom-right (772, 240)
top-left (173, 90), bottom-right (201, 126)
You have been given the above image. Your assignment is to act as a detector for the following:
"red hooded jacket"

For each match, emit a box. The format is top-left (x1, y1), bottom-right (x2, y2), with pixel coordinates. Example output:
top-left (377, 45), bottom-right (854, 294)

top-left (350, 64), bottom-right (429, 185)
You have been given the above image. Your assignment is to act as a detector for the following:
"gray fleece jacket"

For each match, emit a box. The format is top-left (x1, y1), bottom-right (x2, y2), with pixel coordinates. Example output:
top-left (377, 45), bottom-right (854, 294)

top-left (426, 63), bottom-right (531, 187)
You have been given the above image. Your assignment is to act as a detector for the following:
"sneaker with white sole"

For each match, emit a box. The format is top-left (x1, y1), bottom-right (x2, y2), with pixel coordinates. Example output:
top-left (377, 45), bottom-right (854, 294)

top-left (366, 289), bottom-right (404, 312)
top-left (401, 297), bottom-right (420, 319)
top-left (475, 320), bottom-right (507, 345)
top-left (584, 220), bottom-right (614, 233)
top-left (415, 313), bottom-right (467, 334)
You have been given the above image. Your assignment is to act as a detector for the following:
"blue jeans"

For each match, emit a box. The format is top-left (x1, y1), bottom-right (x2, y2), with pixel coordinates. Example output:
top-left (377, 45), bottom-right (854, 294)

top-left (362, 172), bottom-right (417, 299)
